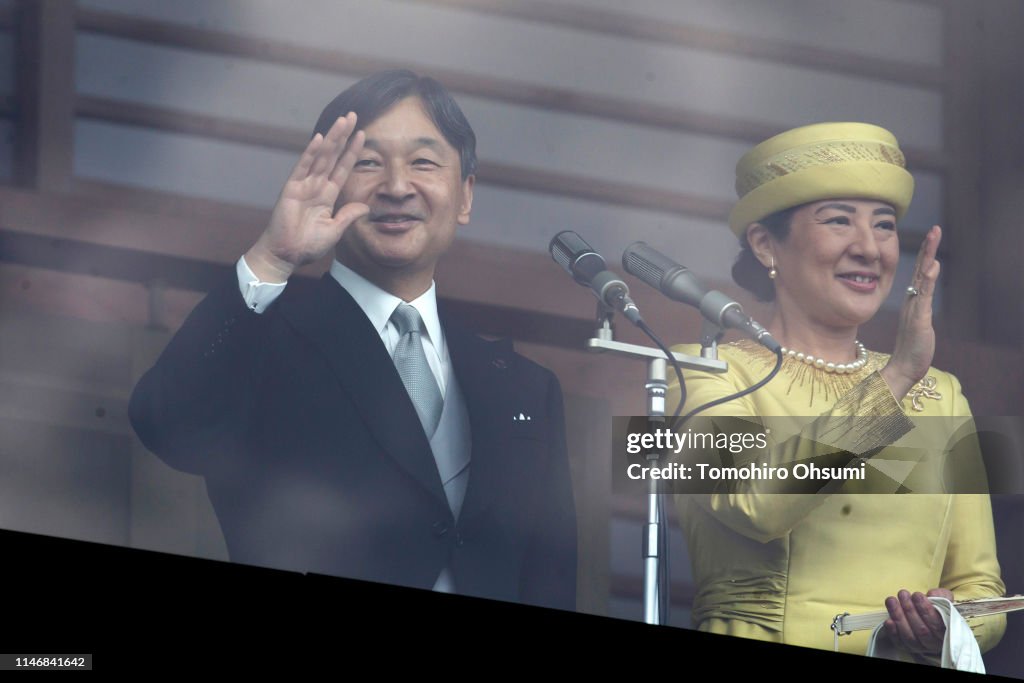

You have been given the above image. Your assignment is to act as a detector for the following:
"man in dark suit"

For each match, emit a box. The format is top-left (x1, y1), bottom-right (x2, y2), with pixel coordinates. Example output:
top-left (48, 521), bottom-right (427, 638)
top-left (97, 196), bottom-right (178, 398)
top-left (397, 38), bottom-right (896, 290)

top-left (129, 70), bottom-right (577, 610)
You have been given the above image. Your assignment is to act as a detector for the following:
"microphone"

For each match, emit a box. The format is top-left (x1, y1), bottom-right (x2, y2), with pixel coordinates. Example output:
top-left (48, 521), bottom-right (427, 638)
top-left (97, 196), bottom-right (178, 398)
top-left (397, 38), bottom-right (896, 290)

top-left (622, 242), bottom-right (781, 353)
top-left (550, 231), bottom-right (643, 325)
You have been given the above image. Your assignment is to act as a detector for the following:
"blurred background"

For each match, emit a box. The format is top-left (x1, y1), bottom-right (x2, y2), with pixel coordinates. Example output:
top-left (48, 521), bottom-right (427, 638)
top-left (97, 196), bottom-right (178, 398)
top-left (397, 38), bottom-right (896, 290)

top-left (1, 0), bottom-right (1022, 672)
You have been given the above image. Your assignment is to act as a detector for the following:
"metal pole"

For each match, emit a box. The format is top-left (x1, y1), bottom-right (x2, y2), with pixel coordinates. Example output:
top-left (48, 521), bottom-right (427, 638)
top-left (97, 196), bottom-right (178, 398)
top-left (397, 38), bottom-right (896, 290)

top-left (643, 357), bottom-right (666, 624)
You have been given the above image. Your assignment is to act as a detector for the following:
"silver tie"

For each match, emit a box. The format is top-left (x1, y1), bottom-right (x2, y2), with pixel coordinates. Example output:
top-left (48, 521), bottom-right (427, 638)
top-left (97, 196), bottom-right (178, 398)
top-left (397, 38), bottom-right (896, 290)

top-left (390, 303), bottom-right (443, 437)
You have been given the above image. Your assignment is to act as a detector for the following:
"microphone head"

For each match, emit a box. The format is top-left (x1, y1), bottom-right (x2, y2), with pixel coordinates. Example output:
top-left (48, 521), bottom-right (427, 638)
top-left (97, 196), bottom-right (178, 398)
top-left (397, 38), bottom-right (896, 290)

top-left (549, 231), bottom-right (579, 272)
top-left (550, 230), bottom-right (607, 285)
top-left (622, 241), bottom-right (671, 286)
top-left (623, 241), bottom-right (704, 307)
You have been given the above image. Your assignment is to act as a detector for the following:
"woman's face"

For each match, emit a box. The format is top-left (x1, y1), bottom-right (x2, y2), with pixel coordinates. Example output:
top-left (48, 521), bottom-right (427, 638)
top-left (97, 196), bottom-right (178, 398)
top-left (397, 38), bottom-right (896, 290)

top-left (768, 199), bottom-right (899, 330)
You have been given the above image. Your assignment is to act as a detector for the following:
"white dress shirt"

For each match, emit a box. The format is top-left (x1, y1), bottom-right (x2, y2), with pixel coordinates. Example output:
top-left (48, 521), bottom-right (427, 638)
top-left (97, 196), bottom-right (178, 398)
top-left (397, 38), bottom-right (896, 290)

top-left (236, 255), bottom-right (449, 397)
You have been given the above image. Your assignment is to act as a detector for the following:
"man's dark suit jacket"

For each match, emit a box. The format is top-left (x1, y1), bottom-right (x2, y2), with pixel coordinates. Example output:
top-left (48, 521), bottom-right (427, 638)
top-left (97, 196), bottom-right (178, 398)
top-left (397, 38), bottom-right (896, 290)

top-left (129, 273), bottom-right (577, 611)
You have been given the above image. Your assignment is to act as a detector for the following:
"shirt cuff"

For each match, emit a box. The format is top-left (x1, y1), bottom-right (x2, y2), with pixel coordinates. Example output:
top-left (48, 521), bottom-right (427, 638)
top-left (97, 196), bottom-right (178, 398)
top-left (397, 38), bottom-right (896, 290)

top-left (237, 255), bottom-right (287, 314)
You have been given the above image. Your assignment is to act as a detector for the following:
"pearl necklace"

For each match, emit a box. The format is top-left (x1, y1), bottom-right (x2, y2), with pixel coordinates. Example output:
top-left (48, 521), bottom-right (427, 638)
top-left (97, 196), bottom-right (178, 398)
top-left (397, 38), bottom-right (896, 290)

top-left (778, 340), bottom-right (868, 374)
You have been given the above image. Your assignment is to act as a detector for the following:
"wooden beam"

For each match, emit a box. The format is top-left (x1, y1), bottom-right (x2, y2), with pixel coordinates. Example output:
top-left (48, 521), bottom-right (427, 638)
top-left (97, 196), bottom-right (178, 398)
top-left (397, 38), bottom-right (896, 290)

top-left (74, 8), bottom-right (946, 171)
top-left (0, 260), bottom-right (648, 416)
top-left (0, 182), bottom-right (271, 267)
top-left (0, 180), bottom-right (910, 338)
top-left (0, 261), bottom-right (202, 329)
top-left (0, 181), bottom-right (920, 327)
top-left (12, 0), bottom-right (76, 191)
top-left (53, 99), bottom-right (948, 266)
top-left (0, 183), bottom-right (734, 401)
top-left (0, 231), bottom-right (597, 350)
top-left (0, 183), bottom-right (609, 321)
top-left (0, 228), bottom-right (237, 293)
top-left (76, 96), bottom-right (308, 153)
top-left (481, 161), bottom-right (730, 222)
top-left (407, 0), bottom-right (945, 88)
top-left (75, 96), bottom-right (947, 224)
top-left (75, 95), bottom-right (733, 221)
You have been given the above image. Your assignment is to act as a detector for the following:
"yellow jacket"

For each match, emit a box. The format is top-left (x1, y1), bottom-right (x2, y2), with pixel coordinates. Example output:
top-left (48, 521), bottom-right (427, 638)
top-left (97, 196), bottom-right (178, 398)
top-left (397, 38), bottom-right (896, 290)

top-left (669, 341), bottom-right (1006, 656)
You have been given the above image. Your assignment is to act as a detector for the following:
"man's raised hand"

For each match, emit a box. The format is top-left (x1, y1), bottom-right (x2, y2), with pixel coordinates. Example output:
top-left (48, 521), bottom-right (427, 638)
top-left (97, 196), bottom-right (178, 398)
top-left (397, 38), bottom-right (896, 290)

top-left (245, 113), bottom-right (370, 282)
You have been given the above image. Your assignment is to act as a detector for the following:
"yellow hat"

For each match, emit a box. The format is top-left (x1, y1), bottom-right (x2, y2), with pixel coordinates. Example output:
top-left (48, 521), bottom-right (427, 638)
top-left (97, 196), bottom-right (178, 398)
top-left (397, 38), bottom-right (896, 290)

top-left (729, 122), bottom-right (914, 237)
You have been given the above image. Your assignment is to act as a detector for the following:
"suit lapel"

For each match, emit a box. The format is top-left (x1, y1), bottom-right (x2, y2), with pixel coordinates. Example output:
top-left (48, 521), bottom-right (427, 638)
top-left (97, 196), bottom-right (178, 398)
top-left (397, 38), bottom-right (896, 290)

top-left (444, 313), bottom-right (518, 525)
top-left (279, 275), bottom-right (448, 507)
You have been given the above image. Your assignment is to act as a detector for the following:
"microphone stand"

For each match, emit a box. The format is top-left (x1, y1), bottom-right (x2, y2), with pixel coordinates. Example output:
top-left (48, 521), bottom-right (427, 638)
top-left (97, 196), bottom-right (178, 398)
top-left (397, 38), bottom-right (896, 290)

top-left (587, 303), bottom-right (727, 625)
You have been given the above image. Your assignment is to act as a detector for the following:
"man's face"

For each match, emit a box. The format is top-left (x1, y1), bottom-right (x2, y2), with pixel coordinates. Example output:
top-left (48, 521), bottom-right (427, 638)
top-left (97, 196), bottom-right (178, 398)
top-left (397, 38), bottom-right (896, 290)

top-left (335, 96), bottom-right (474, 283)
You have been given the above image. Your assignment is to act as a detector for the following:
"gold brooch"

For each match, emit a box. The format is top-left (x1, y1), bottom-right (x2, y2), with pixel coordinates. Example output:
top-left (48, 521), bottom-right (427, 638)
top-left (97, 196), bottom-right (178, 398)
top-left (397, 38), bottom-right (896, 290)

top-left (906, 376), bottom-right (942, 412)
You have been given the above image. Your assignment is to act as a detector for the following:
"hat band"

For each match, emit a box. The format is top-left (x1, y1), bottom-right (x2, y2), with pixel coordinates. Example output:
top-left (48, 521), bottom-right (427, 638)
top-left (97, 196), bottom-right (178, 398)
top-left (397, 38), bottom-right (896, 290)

top-left (736, 139), bottom-right (907, 197)
top-left (728, 162), bottom-right (914, 236)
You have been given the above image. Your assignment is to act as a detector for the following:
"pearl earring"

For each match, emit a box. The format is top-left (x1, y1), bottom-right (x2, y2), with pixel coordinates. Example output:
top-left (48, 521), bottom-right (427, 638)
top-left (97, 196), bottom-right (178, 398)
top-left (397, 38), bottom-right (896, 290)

top-left (768, 257), bottom-right (777, 280)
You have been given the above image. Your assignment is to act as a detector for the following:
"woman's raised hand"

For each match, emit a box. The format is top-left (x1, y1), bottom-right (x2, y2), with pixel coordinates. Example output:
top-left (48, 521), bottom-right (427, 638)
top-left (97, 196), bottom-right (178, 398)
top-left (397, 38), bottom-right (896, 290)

top-left (881, 225), bottom-right (941, 400)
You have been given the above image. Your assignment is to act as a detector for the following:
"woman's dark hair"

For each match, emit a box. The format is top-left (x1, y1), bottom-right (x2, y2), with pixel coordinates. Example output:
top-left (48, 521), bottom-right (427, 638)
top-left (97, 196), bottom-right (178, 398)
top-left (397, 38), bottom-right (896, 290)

top-left (314, 69), bottom-right (477, 179)
top-left (731, 205), bottom-right (798, 302)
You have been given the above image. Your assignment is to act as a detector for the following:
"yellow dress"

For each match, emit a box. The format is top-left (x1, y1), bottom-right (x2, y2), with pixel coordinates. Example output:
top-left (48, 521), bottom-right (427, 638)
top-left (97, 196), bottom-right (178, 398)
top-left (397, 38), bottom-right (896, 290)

top-left (668, 340), bottom-right (1006, 657)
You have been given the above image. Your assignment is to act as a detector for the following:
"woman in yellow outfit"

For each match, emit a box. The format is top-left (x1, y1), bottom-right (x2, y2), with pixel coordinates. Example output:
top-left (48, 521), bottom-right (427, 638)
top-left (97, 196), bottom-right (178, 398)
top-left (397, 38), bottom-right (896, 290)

top-left (669, 122), bottom-right (1005, 660)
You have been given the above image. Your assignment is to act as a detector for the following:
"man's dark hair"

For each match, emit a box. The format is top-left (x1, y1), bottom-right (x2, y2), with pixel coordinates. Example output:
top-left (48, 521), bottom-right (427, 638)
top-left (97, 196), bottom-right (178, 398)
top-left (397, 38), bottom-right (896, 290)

top-left (314, 69), bottom-right (477, 180)
top-left (731, 205), bottom-right (797, 302)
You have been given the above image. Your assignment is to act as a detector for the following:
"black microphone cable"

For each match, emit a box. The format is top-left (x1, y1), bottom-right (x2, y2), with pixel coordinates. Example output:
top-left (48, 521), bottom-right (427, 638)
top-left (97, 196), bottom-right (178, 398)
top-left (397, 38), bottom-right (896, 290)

top-left (672, 347), bottom-right (784, 430)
